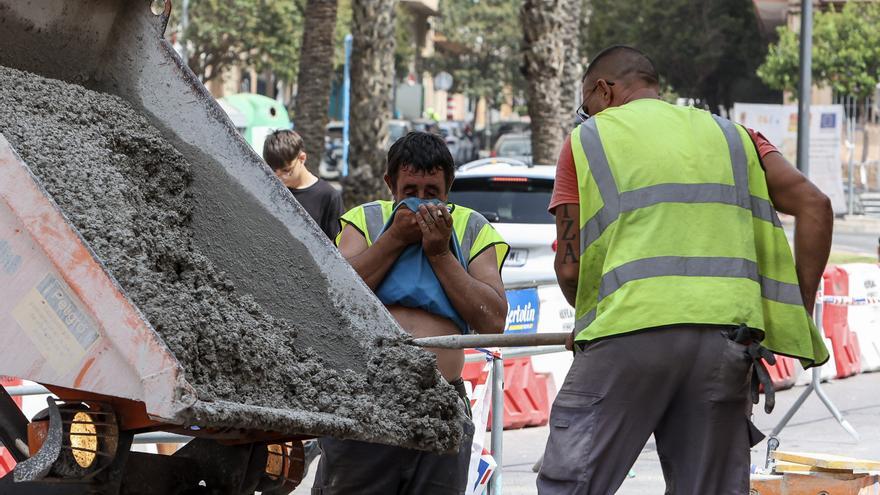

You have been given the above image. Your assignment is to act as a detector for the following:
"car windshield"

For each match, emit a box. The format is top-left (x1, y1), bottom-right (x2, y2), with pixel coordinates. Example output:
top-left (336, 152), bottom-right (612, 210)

top-left (497, 139), bottom-right (531, 156)
top-left (449, 177), bottom-right (554, 224)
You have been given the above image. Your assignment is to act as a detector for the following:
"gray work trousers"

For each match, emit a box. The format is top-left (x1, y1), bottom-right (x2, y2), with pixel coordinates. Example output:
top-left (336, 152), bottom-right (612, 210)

top-left (537, 326), bottom-right (756, 495)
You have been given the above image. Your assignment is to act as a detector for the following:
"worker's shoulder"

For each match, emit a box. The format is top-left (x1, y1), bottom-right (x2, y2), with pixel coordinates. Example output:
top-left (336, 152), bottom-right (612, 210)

top-left (448, 204), bottom-right (499, 233)
top-left (344, 199), bottom-right (392, 215)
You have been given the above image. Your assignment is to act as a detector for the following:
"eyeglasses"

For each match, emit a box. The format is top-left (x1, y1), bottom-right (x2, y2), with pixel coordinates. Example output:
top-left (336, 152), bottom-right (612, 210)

top-left (576, 80), bottom-right (615, 122)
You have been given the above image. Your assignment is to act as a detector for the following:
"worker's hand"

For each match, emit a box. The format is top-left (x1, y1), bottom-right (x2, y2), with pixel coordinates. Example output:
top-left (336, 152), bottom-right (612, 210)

top-left (387, 207), bottom-right (423, 246)
top-left (417, 203), bottom-right (453, 257)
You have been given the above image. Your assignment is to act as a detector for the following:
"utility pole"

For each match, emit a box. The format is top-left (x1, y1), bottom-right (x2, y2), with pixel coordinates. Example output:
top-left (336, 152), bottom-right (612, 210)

top-left (180, 0), bottom-right (190, 65)
top-left (796, 0), bottom-right (813, 176)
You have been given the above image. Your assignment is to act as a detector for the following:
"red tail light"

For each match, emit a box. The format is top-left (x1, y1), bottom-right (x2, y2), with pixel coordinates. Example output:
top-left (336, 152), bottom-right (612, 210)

top-left (490, 150), bottom-right (497, 157)
top-left (490, 176), bottom-right (529, 183)
top-left (552, 239), bottom-right (558, 252)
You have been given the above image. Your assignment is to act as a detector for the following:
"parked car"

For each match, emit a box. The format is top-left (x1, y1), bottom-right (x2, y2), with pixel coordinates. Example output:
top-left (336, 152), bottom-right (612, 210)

top-left (411, 118), bottom-right (440, 135)
top-left (439, 121), bottom-right (477, 165)
top-left (492, 133), bottom-right (532, 164)
top-left (387, 119), bottom-right (412, 149)
top-left (448, 158), bottom-right (574, 389)
top-left (481, 120), bottom-right (531, 151)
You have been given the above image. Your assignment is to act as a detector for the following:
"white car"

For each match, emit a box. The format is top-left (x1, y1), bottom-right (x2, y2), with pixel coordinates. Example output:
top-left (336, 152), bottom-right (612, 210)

top-left (449, 158), bottom-right (574, 390)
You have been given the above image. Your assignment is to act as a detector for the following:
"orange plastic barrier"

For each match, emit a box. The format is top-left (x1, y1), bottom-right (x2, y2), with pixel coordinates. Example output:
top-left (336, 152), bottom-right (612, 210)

top-left (763, 355), bottom-right (798, 392)
top-left (822, 266), bottom-right (862, 379)
top-left (462, 354), bottom-right (551, 430)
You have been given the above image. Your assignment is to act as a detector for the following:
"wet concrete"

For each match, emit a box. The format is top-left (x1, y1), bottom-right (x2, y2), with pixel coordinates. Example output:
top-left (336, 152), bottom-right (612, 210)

top-left (0, 65), bottom-right (462, 452)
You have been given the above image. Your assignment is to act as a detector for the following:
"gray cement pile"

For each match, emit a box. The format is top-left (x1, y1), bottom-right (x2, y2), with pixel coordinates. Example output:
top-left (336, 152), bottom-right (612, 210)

top-left (0, 65), bottom-right (462, 452)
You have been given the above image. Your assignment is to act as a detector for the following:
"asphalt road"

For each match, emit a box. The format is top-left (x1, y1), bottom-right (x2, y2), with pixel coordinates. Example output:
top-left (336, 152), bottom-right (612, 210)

top-left (499, 370), bottom-right (880, 494)
top-left (293, 371), bottom-right (880, 494)
top-left (833, 230), bottom-right (878, 254)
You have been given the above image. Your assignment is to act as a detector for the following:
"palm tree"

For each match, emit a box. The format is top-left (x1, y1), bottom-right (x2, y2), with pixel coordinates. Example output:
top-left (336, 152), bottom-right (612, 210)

top-left (343, 0), bottom-right (397, 207)
top-left (521, 0), bottom-right (569, 165)
top-left (294, 0), bottom-right (339, 175)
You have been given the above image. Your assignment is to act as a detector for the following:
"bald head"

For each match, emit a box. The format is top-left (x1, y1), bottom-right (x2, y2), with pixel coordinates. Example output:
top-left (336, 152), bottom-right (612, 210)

top-left (584, 45), bottom-right (659, 89)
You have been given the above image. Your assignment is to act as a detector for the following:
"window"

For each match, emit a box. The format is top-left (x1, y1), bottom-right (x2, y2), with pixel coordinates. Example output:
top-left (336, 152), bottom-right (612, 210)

top-left (449, 177), bottom-right (554, 224)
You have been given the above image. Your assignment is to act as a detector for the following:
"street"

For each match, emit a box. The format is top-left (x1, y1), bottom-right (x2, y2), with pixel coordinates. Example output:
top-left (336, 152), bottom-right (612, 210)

top-left (294, 371), bottom-right (880, 494)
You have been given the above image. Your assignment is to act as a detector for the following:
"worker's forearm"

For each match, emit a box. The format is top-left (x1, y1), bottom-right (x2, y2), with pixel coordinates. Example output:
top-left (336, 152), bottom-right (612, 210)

top-left (554, 260), bottom-right (579, 308)
top-left (557, 274), bottom-right (578, 308)
top-left (793, 201), bottom-right (834, 315)
top-left (429, 252), bottom-right (507, 333)
top-left (347, 236), bottom-right (408, 290)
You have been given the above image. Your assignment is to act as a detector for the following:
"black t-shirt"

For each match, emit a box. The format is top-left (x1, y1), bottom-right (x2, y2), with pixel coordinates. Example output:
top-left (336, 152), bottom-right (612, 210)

top-left (289, 179), bottom-right (344, 240)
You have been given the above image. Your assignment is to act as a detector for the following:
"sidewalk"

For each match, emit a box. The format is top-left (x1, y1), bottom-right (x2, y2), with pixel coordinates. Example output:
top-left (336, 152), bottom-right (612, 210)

top-left (781, 213), bottom-right (880, 235)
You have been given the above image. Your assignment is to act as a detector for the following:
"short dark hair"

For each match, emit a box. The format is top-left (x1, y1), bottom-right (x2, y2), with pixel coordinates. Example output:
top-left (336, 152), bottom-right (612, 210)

top-left (262, 129), bottom-right (304, 171)
top-left (584, 45), bottom-right (659, 87)
top-left (386, 131), bottom-right (455, 191)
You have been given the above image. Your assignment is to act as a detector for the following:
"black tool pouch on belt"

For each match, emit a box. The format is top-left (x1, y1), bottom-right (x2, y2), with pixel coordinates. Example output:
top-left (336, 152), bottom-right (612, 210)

top-left (727, 324), bottom-right (777, 415)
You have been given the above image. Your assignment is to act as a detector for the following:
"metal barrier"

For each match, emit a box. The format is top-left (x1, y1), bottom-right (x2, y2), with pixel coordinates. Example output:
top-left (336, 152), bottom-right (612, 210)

top-left (770, 291), bottom-right (875, 442)
top-left (463, 345), bottom-right (568, 495)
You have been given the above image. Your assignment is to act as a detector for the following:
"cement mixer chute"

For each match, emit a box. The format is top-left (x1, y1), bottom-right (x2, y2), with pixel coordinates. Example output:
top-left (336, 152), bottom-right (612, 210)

top-left (0, 1), bottom-right (463, 492)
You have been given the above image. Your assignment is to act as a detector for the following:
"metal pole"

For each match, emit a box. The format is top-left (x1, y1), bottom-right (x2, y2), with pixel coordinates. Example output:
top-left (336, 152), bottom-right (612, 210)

top-left (463, 345), bottom-right (567, 362)
top-left (413, 332), bottom-right (568, 349)
top-left (796, 0), bottom-right (813, 175)
top-left (341, 33), bottom-right (353, 177)
top-left (180, 0), bottom-right (189, 65)
top-left (848, 99), bottom-right (856, 215)
top-left (489, 356), bottom-right (504, 495)
top-left (770, 291), bottom-right (860, 441)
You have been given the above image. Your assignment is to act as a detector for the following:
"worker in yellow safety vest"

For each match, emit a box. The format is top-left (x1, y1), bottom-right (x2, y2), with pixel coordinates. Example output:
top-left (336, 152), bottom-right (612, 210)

top-left (313, 131), bottom-right (510, 494)
top-left (538, 45), bottom-right (832, 495)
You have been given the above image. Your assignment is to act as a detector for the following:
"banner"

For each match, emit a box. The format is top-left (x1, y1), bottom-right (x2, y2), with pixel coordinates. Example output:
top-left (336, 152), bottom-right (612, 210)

top-left (733, 103), bottom-right (846, 213)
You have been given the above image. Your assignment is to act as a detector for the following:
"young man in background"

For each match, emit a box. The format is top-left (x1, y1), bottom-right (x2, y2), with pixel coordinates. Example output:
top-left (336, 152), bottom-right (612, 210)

top-left (263, 129), bottom-right (343, 239)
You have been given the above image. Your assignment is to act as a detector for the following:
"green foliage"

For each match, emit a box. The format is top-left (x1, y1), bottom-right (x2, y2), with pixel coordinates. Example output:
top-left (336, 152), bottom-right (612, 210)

top-left (586, 0), bottom-right (770, 110)
top-left (429, 0), bottom-right (525, 101)
top-left (171, 0), bottom-right (303, 82)
top-left (759, 2), bottom-right (880, 99)
top-left (333, 0), bottom-right (412, 76)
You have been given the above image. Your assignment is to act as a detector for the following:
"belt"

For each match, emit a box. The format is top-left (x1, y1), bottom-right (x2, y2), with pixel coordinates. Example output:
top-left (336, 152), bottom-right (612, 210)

top-left (726, 324), bottom-right (776, 414)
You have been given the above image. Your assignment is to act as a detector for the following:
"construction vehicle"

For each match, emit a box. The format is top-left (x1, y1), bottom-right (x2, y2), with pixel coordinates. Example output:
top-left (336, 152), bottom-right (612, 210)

top-left (0, 1), bottom-right (443, 493)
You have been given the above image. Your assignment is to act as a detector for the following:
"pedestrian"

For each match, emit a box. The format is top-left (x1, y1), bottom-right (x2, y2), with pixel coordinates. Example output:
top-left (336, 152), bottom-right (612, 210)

top-left (313, 131), bottom-right (509, 494)
top-left (538, 45), bottom-right (832, 495)
top-left (263, 129), bottom-right (343, 239)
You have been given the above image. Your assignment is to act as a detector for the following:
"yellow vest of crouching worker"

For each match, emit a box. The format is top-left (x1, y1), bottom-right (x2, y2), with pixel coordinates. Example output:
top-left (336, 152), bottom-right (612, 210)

top-left (337, 200), bottom-right (509, 271)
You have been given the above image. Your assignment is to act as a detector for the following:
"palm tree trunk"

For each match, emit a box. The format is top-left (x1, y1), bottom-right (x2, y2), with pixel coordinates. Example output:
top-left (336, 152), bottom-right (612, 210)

top-left (521, 0), bottom-right (568, 165)
top-left (342, 0), bottom-right (398, 208)
top-left (559, 0), bottom-right (584, 133)
top-left (294, 0), bottom-right (339, 175)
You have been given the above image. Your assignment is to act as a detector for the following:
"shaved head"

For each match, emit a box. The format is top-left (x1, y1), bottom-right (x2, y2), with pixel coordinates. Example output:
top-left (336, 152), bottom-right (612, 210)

top-left (584, 45), bottom-right (659, 88)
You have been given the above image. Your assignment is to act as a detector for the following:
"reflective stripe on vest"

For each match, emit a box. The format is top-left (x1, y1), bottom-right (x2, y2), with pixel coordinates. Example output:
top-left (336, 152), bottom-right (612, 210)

top-left (363, 201), bottom-right (385, 244)
top-left (579, 118), bottom-right (782, 254)
top-left (360, 201), bottom-right (490, 266)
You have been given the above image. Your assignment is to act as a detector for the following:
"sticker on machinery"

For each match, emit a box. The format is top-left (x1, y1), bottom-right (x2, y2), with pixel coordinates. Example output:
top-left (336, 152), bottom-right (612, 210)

top-left (12, 274), bottom-right (99, 375)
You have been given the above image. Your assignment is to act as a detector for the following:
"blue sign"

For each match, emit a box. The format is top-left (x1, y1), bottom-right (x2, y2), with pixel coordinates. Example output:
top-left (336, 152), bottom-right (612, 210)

top-left (820, 113), bottom-right (836, 129)
top-left (505, 288), bottom-right (540, 334)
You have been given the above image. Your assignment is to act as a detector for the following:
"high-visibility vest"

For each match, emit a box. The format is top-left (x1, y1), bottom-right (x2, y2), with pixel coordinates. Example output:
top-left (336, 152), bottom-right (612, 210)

top-left (337, 200), bottom-right (509, 271)
top-left (571, 99), bottom-right (828, 367)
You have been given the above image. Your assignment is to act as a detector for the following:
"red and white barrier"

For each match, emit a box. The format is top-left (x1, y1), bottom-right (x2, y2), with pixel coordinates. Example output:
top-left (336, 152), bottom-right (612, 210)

top-left (820, 266), bottom-right (863, 378)
top-left (831, 264), bottom-right (880, 372)
top-left (465, 350), bottom-right (495, 495)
